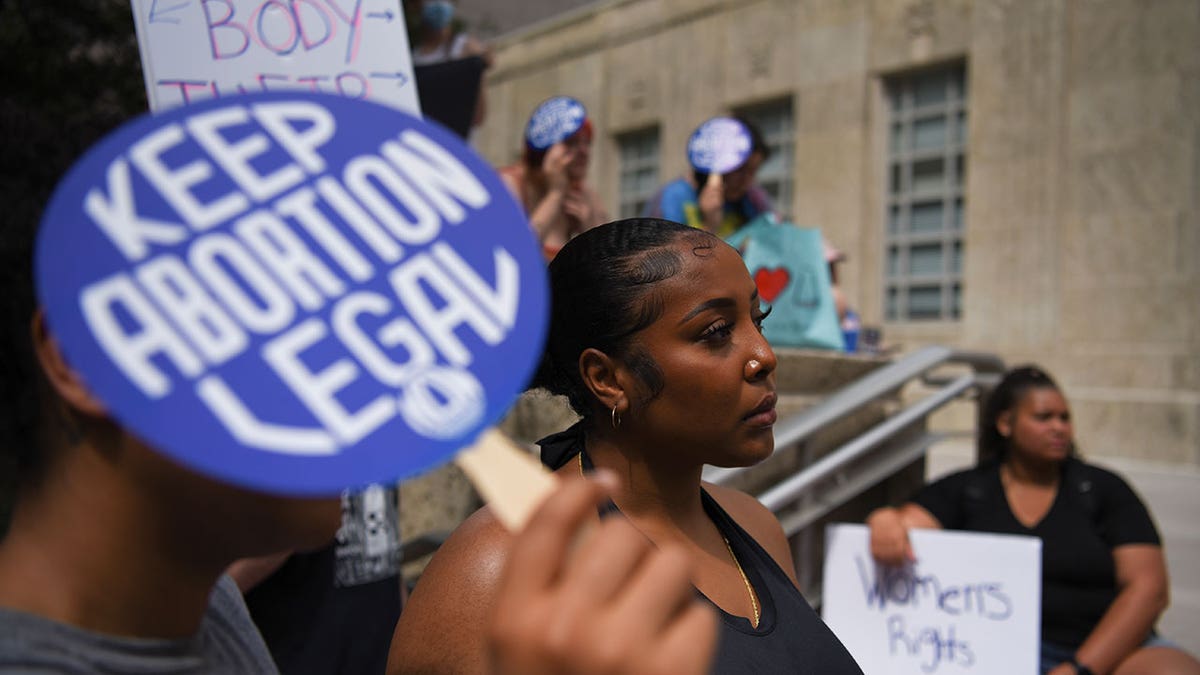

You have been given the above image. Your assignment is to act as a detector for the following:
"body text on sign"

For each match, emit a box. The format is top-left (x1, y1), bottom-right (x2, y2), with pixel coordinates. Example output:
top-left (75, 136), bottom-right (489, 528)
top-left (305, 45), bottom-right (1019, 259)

top-left (132, 1), bottom-right (419, 113)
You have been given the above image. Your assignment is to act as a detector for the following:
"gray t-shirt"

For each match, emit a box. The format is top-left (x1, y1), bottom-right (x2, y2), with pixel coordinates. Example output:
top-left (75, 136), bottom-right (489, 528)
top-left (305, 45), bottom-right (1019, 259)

top-left (0, 575), bottom-right (278, 674)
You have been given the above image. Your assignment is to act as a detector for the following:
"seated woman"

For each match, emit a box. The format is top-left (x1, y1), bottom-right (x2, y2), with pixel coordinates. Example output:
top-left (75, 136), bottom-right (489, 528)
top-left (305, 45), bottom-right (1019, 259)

top-left (388, 218), bottom-right (862, 674)
top-left (498, 96), bottom-right (607, 261)
top-left (868, 366), bottom-right (1200, 675)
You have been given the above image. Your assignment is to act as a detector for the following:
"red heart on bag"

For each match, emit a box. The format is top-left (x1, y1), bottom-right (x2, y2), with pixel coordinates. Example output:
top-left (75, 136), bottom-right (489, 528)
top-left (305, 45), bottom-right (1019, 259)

top-left (754, 267), bottom-right (790, 303)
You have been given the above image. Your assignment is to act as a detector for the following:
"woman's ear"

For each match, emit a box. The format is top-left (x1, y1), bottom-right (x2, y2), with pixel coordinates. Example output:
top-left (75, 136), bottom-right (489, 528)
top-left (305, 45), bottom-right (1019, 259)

top-left (995, 411), bottom-right (1013, 440)
top-left (31, 309), bottom-right (108, 418)
top-left (579, 347), bottom-right (626, 414)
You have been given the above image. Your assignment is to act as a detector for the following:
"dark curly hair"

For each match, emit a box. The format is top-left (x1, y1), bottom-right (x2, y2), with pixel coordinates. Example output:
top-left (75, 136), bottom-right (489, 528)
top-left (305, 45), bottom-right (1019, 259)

top-left (531, 218), bottom-right (717, 417)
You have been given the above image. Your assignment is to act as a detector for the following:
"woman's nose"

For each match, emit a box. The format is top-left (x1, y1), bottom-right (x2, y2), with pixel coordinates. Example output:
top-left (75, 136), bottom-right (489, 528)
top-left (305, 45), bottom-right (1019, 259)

top-left (744, 337), bottom-right (777, 381)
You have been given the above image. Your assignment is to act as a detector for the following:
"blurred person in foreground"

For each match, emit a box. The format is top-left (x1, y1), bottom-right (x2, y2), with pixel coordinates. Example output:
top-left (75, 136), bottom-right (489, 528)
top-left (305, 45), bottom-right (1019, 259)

top-left (227, 484), bottom-right (404, 675)
top-left (0, 96), bottom-right (716, 675)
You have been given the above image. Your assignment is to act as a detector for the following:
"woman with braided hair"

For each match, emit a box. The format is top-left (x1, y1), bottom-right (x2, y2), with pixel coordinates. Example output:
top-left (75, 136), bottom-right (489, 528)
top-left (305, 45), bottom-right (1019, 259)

top-left (390, 218), bottom-right (863, 674)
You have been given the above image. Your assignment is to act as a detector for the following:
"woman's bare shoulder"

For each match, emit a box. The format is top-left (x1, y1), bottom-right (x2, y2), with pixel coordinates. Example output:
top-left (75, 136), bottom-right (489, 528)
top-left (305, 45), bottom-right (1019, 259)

top-left (704, 483), bottom-right (777, 529)
top-left (387, 506), bottom-right (513, 674)
top-left (703, 482), bottom-right (798, 584)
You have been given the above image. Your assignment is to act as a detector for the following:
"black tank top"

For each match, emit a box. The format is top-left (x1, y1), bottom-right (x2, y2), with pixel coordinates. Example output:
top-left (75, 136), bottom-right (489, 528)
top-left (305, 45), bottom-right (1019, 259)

top-left (539, 426), bottom-right (863, 674)
top-left (700, 490), bottom-right (863, 674)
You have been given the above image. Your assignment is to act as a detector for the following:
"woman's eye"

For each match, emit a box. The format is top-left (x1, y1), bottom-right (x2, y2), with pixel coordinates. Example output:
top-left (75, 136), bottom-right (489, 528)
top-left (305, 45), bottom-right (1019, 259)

top-left (700, 321), bottom-right (734, 341)
top-left (753, 305), bottom-right (773, 331)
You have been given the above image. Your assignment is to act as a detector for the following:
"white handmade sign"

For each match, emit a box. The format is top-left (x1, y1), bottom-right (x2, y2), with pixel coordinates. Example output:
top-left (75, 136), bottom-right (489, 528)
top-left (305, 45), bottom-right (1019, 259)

top-left (822, 524), bottom-right (1041, 675)
top-left (130, 0), bottom-right (419, 114)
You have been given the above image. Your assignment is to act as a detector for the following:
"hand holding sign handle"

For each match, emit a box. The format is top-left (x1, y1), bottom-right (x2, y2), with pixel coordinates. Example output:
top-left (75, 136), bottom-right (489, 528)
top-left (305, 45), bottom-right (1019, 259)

top-left (699, 172), bottom-right (724, 234)
top-left (480, 436), bottom-right (719, 675)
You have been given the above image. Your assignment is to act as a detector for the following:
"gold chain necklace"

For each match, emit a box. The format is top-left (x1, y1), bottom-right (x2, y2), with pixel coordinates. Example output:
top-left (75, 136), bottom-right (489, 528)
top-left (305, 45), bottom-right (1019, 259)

top-left (724, 537), bottom-right (761, 627)
top-left (576, 452), bottom-right (761, 628)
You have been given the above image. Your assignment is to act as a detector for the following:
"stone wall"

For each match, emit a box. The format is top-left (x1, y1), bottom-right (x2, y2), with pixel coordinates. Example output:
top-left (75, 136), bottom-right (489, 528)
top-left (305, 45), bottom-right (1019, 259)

top-left (469, 0), bottom-right (1200, 467)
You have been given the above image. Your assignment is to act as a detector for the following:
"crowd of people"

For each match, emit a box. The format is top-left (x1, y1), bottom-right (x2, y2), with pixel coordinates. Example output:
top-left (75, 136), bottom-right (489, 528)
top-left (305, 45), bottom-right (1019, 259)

top-left (1, 5), bottom-right (1198, 674)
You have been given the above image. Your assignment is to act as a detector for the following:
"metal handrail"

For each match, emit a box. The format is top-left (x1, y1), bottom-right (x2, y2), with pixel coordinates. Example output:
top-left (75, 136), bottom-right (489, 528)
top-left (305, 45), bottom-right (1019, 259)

top-left (705, 345), bottom-right (1004, 487)
top-left (759, 373), bottom-right (975, 512)
top-left (700, 345), bottom-right (1005, 596)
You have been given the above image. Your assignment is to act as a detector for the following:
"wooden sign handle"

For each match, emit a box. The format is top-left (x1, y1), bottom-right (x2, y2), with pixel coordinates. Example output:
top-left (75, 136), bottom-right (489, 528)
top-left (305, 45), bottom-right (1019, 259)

top-left (455, 429), bottom-right (559, 532)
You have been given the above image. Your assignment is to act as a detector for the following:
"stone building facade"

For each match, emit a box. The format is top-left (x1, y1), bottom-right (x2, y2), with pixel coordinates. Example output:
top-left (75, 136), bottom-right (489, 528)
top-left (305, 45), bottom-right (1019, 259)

top-left (470, 0), bottom-right (1200, 468)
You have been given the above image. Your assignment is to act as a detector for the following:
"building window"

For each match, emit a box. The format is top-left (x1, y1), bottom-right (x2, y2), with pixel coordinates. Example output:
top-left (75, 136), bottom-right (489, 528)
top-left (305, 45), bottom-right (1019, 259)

top-left (735, 99), bottom-right (794, 219)
top-left (884, 63), bottom-right (967, 321)
top-left (616, 127), bottom-right (660, 219)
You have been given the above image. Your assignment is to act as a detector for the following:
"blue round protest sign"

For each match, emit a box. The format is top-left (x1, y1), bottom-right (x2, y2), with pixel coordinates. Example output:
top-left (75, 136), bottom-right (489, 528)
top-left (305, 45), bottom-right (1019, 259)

top-left (36, 92), bottom-right (547, 495)
top-left (524, 96), bottom-right (587, 150)
top-left (687, 117), bottom-right (752, 175)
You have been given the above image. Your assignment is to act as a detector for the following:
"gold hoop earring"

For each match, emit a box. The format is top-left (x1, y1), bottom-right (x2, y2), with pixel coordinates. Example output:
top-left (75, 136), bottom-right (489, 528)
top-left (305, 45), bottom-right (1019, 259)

top-left (611, 404), bottom-right (622, 429)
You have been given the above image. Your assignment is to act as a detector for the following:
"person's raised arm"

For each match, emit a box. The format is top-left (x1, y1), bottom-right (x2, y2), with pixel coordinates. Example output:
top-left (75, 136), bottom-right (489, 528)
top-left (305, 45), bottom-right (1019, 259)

top-left (698, 173), bottom-right (724, 234)
top-left (561, 186), bottom-right (608, 235)
top-left (507, 144), bottom-right (572, 245)
top-left (865, 503), bottom-right (942, 566)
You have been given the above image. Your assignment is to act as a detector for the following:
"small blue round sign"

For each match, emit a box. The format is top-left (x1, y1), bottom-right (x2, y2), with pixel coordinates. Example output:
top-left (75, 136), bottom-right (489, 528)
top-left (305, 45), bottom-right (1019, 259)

top-left (36, 92), bottom-right (547, 495)
top-left (687, 117), bottom-right (753, 175)
top-left (524, 96), bottom-right (587, 151)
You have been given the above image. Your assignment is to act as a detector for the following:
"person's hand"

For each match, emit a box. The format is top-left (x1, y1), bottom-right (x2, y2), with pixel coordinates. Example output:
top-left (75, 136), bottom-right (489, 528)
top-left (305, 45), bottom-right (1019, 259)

top-left (487, 473), bottom-right (718, 675)
top-left (463, 35), bottom-right (495, 68)
top-left (1045, 664), bottom-right (1074, 675)
top-left (542, 143), bottom-right (573, 194)
top-left (867, 507), bottom-right (915, 566)
top-left (698, 172), bottom-right (724, 233)
top-left (562, 188), bottom-right (592, 228)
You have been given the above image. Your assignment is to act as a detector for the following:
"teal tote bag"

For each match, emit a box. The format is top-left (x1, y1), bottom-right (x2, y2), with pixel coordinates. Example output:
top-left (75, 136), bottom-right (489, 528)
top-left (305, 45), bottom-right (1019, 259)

top-left (725, 214), bottom-right (845, 351)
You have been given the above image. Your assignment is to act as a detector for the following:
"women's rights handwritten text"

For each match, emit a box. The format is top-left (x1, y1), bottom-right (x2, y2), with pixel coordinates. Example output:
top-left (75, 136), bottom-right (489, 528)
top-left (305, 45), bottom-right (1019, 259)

top-left (855, 555), bottom-right (1015, 673)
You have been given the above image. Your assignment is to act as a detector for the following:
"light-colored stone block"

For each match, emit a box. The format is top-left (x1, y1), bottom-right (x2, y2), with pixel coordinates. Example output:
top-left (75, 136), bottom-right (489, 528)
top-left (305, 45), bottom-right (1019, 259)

top-left (867, 0), bottom-right (973, 72)
top-left (1072, 398), bottom-right (1200, 465)
top-left (1061, 212), bottom-right (1192, 291)
top-left (1059, 285), bottom-right (1194, 344)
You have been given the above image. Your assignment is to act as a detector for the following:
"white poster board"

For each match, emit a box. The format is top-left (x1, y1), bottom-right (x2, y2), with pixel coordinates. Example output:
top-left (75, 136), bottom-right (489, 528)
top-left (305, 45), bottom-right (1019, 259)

top-left (130, 0), bottom-right (419, 114)
top-left (822, 524), bottom-right (1041, 675)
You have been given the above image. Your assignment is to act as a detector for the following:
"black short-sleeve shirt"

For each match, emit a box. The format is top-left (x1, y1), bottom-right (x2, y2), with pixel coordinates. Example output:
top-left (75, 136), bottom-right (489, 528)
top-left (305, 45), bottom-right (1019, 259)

top-left (912, 458), bottom-right (1160, 648)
